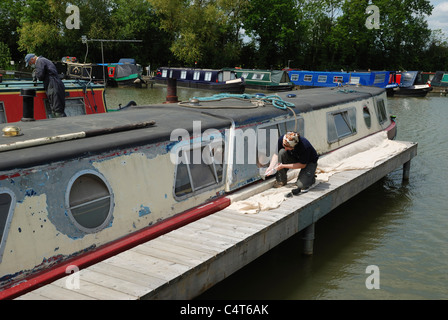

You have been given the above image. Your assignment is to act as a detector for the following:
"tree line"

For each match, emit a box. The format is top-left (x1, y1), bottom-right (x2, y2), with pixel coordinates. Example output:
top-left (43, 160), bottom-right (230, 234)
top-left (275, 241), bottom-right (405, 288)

top-left (1, 0), bottom-right (447, 73)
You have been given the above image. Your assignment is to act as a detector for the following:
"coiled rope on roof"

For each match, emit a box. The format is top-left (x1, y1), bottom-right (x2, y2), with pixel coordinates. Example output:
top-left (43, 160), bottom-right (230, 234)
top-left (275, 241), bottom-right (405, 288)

top-left (178, 93), bottom-right (299, 131)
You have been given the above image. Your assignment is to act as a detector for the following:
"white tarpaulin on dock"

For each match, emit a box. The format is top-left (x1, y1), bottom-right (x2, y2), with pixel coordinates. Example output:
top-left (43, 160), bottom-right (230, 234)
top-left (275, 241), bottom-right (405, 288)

top-left (229, 131), bottom-right (409, 214)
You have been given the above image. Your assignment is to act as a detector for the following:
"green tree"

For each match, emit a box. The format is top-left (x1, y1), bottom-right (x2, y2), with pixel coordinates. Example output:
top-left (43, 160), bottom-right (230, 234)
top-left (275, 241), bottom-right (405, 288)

top-left (370, 0), bottom-right (433, 69)
top-left (241, 0), bottom-right (306, 68)
top-left (0, 0), bottom-right (26, 64)
top-left (0, 42), bottom-right (12, 69)
top-left (148, 0), bottom-right (249, 67)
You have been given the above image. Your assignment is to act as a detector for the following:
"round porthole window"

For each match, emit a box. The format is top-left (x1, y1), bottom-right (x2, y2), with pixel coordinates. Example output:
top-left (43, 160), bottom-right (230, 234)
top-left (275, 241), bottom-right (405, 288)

top-left (66, 170), bottom-right (114, 233)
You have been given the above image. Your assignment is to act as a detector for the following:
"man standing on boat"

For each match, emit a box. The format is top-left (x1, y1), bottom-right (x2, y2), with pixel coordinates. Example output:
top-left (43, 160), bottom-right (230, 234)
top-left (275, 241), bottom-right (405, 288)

top-left (25, 53), bottom-right (66, 117)
top-left (266, 132), bottom-right (318, 194)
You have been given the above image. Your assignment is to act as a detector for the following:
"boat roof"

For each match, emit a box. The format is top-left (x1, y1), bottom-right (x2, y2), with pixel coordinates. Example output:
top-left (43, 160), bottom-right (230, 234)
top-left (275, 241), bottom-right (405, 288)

top-left (0, 86), bottom-right (384, 171)
top-left (0, 79), bottom-right (104, 92)
top-left (430, 71), bottom-right (448, 87)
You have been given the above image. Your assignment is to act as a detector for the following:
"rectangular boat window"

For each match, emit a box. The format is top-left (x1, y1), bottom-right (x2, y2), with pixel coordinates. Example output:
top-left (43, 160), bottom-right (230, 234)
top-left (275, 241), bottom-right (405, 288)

top-left (180, 70), bottom-right (187, 79)
top-left (252, 73), bottom-right (264, 80)
top-left (290, 74), bottom-right (299, 81)
top-left (350, 77), bottom-right (360, 84)
top-left (304, 75), bottom-right (313, 82)
top-left (161, 69), bottom-right (168, 77)
top-left (0, 102), bottom-right (6, 124)
top-left (0, 191), bottom-right (14, 263)
top-left (241, 72), bottom-right (249, 79)
top-left (204, 72), bottom-right (212, 82)
top-left (375, 99), bottom-right (388, 124)
top-left (64, 98), bottom-right (86, 116)
top-left (333, 76), bottom-right (343, 83)
top-left (374, 73), bottom-right (386, 84)
top-left (193, 71), bottom-right (200, 81)
top-left (256, 117), bottom-right (305, 166)
top-left (327, 108), bottom-right (357, 143)
top-left (174, 142), bottom-right (224, 199)
top-left (318, 75), bottom-right (327, 83)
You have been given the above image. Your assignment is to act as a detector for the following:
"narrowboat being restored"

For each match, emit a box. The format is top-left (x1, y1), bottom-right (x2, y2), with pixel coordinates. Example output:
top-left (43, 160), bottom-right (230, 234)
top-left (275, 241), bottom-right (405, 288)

top-left (0, 85), bottom-right (396, 299)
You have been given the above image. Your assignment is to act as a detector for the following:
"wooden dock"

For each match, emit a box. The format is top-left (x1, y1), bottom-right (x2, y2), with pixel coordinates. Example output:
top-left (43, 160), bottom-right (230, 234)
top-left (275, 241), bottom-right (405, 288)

top-left (16, 140), bottom-right (417, 300)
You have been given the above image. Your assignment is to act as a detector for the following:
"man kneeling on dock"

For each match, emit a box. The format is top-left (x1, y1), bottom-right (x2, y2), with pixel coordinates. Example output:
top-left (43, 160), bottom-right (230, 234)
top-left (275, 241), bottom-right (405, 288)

top-left (266, 132), bottom-right (318, 195)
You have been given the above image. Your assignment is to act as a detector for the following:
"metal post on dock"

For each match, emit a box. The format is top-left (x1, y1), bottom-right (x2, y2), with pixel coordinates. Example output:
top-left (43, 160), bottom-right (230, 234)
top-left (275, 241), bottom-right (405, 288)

top-left (302, 223), bottom-right (315, 255)
top-left (403, 160), bottom-right (411, 182)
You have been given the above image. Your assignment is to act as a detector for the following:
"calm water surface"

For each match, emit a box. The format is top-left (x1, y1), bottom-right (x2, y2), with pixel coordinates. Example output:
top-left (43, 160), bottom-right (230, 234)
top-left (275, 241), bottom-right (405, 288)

top-left (108, 86), bottom-right (448, 300)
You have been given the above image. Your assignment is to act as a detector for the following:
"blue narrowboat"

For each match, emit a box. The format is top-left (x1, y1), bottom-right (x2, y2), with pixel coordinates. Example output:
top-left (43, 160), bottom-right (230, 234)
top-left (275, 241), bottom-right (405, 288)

top-left (288, 70), bottom-right (349, 88)
top-left (288, 70), bottom-right (398, 96)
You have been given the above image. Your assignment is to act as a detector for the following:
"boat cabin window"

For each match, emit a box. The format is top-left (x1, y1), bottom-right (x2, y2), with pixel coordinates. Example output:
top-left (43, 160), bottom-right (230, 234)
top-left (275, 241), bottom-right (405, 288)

top-left (304, 75), bottom-right (313, 82)
top-left (257, 118), bottom-right (305, 166)
top-left (161, 69), bottom-right (168, 78)
top-left (204, 72), bottom-right (212, 82)
top-left (290, 74), bottom-right (299, 81)
top-left (374, 73), bottom-right (386, 84)
top-left (333, 76), bottom-right (343, 83)
top-left (318, 75), bottom-right (327, 83)
top-left (241, 72), bottom-right (249, 79)
top-left (180, 70), bottom-right (187, 79)
top-left (327, 108), bottom-right (357, 143)
top-left (174, 142), bottom-right (224, 199)
top-left (252, 73), bottom-right (265, 80)
top-left (66, 171), bottom-right (114, 233)
top-left (44, 98), bottom-right (86, 118)
top-left (193, 71), bottom-right (200, 81)
top-left (350, 77), bottom-right (360, 84)
top-left (375, 99), bottom-right (388, 124)
top-left (0, 102), bottom-right (6, 124)
top-left (0, 189), bottom-right (15, 263)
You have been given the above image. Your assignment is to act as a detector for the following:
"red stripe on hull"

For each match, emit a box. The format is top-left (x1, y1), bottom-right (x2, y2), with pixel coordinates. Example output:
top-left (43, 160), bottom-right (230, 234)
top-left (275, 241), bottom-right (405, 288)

top-left (0, 196), bottom-right (230, 300)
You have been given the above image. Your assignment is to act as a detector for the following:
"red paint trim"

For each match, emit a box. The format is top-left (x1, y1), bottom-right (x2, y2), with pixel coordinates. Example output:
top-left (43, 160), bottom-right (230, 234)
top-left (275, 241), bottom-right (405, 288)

top-left (0, 197), bottom-right (230, 300)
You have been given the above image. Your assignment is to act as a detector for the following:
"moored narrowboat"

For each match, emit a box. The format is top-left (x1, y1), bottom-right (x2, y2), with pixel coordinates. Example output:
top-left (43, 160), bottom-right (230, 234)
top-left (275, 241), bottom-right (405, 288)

top-left (0, 79), bottom-right (108, 123)
top-left (153, 67), bottom-right (245, 93)
top-left (395, 71), bottom-right (432, 97)
top-left (288, 70), bottom-right (350, 88)
top-left (0, 86), bottom-right (396, 299)
top-left (230, 68), bottom-right (294, 91)
top-left (428, 71), bottom-right (448, 95)
top-left (288, 70), bottom-right (398, 96)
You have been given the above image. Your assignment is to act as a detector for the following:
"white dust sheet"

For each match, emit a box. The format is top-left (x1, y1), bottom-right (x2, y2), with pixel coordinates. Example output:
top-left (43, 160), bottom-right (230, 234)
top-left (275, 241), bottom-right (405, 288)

top-left (228, 131), bottom-right (408, 214)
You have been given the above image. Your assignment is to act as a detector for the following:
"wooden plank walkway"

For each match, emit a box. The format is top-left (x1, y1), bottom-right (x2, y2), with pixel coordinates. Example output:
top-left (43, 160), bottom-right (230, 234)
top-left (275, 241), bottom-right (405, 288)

top-left (17, 140), bottom-right (417, 300)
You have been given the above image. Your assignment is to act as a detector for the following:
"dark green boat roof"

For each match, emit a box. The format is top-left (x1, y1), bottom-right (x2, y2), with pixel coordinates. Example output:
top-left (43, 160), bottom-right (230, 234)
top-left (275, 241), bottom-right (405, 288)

top-left (0, 86), bottom-right (385, 171)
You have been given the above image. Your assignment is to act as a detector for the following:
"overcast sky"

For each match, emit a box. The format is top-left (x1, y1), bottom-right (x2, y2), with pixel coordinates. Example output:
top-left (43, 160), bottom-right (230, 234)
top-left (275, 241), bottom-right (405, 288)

top-left (427, 0), bottom-right (448, 37)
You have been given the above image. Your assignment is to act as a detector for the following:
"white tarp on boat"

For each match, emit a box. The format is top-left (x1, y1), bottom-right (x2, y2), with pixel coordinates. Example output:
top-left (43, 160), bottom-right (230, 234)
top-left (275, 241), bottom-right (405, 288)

top-left (228, 131), bottom-right (409, 214)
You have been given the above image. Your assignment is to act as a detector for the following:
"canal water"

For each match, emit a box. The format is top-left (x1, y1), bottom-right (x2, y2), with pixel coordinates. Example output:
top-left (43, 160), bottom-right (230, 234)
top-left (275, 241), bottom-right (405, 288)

top-left (107, 85), bottom-right (448, 300)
